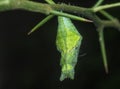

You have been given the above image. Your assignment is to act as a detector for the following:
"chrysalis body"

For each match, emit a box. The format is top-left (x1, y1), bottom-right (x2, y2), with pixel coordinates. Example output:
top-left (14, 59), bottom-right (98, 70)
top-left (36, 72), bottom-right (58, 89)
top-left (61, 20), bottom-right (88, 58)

top-left (56, 16), bottom-right (82, 81)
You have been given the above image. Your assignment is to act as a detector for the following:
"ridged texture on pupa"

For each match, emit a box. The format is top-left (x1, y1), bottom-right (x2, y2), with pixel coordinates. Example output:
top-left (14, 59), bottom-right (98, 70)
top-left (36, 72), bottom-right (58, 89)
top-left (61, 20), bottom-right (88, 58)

top-left (56, 16), bottom-right (82, 81)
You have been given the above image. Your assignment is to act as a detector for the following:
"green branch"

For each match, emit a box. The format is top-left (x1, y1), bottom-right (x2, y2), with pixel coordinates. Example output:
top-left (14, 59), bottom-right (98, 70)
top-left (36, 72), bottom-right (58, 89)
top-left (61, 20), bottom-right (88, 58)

top-left (0, 0), bottom-right (119, 23)
top-left (93, 0), bottom-right (115, 21)
top-left (0, 0), bottom-right (52, 14)
top-left (99, 10), bottom-right (115, 20)
top-left (93, 2), bottom-right (120, 12)
top-left (93, 0), bottom-right (104, 8)
top-left (98, 26), bottom-right (108, 73)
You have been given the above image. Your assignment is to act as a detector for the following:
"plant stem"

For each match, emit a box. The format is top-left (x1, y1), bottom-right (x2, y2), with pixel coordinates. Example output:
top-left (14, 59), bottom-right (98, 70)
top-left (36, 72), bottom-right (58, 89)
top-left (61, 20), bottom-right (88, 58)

top-left (93, 0), bottom-right (104, 8)
top-left (93, 2), bottom-right (120, 12)
top-left (98, 27), bottom-right (108, 73)
top-left (51, 10), bottom-right (92, 22)
top-left (92, 0), bottom-right (115, 21)
top-left (93, 0), bottom-right (109, 73)
top-left (99, 10), bottom-right (115, 20)
top-left (0, 0), bottom-right (52, 14)
top-left (0, 0), bottom-right (119, 30)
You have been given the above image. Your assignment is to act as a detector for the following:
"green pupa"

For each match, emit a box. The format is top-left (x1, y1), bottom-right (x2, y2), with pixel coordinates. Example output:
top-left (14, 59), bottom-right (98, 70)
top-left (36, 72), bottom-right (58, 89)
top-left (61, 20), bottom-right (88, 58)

top-left (56, 16), bottom-right (82, 81)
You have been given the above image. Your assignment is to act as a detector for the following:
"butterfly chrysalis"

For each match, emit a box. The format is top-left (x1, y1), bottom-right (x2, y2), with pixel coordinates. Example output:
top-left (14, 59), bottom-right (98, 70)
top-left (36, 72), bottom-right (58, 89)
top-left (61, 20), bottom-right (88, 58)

top-left (56, 16), bottom-right (82, 81)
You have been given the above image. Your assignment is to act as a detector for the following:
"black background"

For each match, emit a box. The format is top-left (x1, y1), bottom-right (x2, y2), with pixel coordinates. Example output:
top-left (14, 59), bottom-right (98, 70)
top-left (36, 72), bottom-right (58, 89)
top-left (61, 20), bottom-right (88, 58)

top-left (0, 0), bottom-right (120, 89)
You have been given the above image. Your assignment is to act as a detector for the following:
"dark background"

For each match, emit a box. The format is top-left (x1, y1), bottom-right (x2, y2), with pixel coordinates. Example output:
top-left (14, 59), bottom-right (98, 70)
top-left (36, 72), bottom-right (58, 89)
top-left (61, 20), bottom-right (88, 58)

top-left (0, 0), bottom-right (120, 89)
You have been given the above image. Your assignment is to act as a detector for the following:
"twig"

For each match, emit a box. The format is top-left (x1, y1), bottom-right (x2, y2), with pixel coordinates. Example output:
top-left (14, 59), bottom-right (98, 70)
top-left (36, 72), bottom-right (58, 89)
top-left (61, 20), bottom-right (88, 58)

top-left (93, 2), bottom-right (120, 12)
top-left (98, 26), bottom-right (108, 73)
top-left (0, 0), bottom-right (119, 22)
top-left (93, 0), bottom-right (104, 8)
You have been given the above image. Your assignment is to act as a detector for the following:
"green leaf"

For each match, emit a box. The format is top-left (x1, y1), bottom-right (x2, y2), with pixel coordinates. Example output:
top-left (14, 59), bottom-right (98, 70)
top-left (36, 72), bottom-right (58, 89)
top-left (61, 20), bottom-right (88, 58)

top-left (56, 16), bottom-right (83, 81)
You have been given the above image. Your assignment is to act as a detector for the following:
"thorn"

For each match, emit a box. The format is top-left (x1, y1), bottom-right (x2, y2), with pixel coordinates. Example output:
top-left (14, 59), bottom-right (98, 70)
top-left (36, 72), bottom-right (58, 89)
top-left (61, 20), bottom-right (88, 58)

top-left (104, 64), bottom-right (109, 74)
top-left (84, 19), bottom-right (93, 22)
top-left (27, 27), bottom-right (37, 35)
top-left (27, 30), bottom-right (32, 35)
top-left (27, 15), bottom-right (54, 35)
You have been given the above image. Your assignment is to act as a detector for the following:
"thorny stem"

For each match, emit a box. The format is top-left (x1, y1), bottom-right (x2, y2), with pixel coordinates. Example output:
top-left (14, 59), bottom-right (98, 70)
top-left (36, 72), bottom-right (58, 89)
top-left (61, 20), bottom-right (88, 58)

top-left (51, 10), bottom-right (92, 22)
top-left (0, 0), bottom-right (120, 73)
top-left (0, 1), bottom-right (119, 22)
top-left (93, 0), bottom-right (115, 73)
top-left (93, 0), bottom-right (115, 21)
top-left (98, 26), bottom-right (108, 73)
